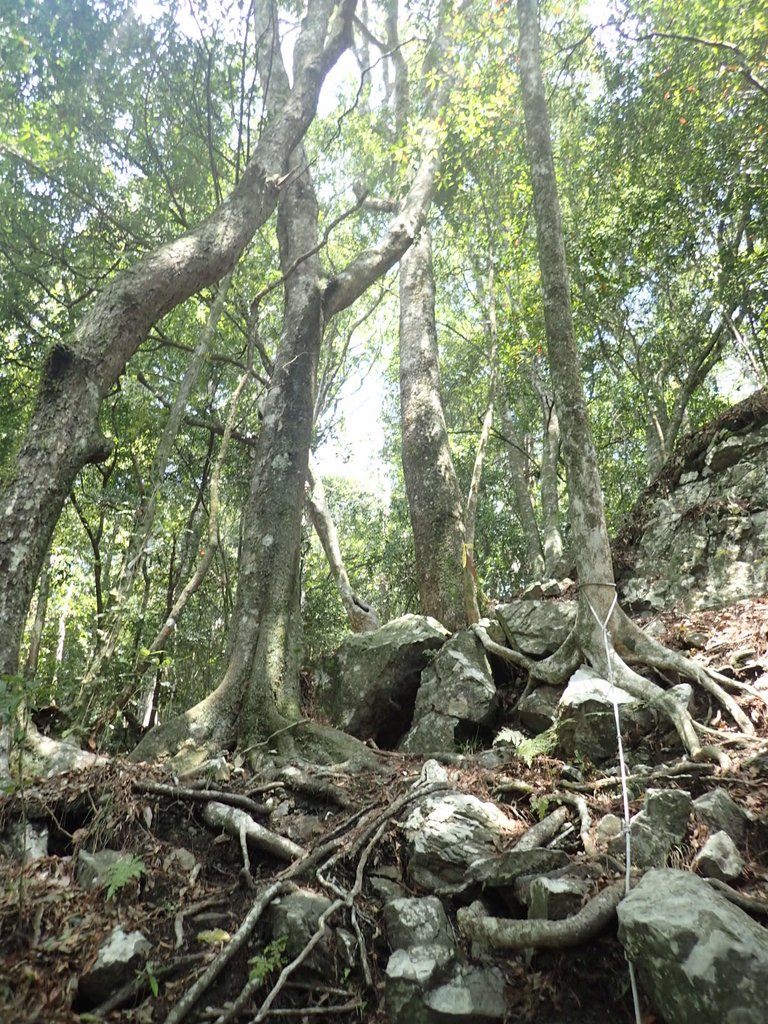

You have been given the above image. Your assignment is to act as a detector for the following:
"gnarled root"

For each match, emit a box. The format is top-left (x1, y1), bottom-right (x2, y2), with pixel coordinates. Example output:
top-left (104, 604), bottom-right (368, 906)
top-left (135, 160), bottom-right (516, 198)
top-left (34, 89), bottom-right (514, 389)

top-left (457, 881), bottom-right (624, 949)
top-left (476, 598), bottom-right (756, 764)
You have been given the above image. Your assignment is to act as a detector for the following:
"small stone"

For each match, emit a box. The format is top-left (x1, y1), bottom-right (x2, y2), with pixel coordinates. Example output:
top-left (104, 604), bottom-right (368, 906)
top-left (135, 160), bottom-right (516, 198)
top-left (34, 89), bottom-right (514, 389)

top-left (528, 876), bottom-right (591, 921)
top-left (693, 788), bottom-right (749, 843)
top-left (694, 830), bottom-right (744, 882)
top-left (77, 927), bottom-right (151, 1008)
top-left (384, 897), bottom-right (455, 953)
top-left (595, 813), bottom-right (623, 846)
top-left (645, 788), bottom-right (692, 843)
top-left (76, 850), bottom-right (131, 890)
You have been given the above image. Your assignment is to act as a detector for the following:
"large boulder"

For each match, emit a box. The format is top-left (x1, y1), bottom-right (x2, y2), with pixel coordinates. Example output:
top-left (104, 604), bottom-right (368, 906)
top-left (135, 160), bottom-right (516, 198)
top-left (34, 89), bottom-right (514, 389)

top-left (383, 896), bottom-right (506, 1024)
top-left (400, 630), bottom-right (498, 754)
top-left (556, 667), bottom-right (656, 763)
top-left (313, 614), bottom-right (448, 746)
top-left (402, 790), bottom-right (518, 894)
top-left (617, 868), bottom-right (768, 1024)
top-left (491, 600), bottom-right (576, 656)
top-left (618, 391), bottom-right (768, 612)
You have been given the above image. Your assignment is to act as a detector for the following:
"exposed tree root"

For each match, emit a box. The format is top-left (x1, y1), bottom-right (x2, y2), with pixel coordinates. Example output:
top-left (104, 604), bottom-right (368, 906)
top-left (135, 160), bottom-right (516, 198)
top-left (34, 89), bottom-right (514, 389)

top-left (0, 718), bottom-right (106, 781)
top-left (457, 880), bottom-right (625, 949)
top-left (476, 597), bottom-right (756, 764)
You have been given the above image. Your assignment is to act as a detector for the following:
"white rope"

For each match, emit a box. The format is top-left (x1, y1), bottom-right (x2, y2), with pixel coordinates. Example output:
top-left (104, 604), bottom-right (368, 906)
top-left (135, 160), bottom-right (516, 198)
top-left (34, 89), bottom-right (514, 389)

top-left (587, 594), bottom-right (643, 1024)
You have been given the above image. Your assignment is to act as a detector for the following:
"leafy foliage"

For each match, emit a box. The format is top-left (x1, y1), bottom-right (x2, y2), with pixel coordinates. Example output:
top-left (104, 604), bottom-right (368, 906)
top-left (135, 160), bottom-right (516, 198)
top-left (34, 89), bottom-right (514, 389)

top-left (103, 854), bottom-right (147, 901)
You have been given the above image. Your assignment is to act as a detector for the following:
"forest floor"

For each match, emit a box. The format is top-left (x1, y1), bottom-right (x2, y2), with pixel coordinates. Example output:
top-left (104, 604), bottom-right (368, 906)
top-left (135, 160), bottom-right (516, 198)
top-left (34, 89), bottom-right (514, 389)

top-left (1, 598), bottom-right (767, 1024)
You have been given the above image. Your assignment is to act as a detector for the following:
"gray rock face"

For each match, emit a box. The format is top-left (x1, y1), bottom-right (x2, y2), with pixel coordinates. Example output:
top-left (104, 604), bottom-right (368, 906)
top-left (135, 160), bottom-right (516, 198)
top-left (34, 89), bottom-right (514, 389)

top-left (403, 791), bottom-right (517, 894)
top-left (492, 600), bottom-right (576, 656)
top-left (8, 822), bottom-right (48, 865)
top-left (384, 895), bottom-right (506, 1024)
top-left (693, 788), bottom-right (750, 843)
top-left (556, 667), bottom-right (656, 763)
top-left (619, 401), bottom-right (768, 612)
top-left (528, 876), bottom-right (592, 921)
top-left (516, 685), bottom-right (561, 733)
top-left (77, 926), bottom-right (151, 1008)
top-left (313, 614), bottom-right (448, 745)
top-left (644, 788), bottom-right (692, 843)
top-left (618, 869), bottom-right (768, 1024)
top-left (76, 849), bottom-right (134, 890)
top-left (383, 897), bottom-right (455, 953)
top-left (269, 888), bottom-right (333, 963)
top-left (693, 831), bottom-right (744, 882)
top-left (424, 962), bottom-right (507, 1021)
top-left (400, 631), bottom-right (498, 754)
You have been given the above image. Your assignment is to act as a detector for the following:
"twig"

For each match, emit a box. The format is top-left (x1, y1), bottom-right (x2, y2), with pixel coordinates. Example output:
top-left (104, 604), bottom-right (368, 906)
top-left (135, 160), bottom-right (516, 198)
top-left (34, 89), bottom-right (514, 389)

top-left (163, 881), bottom-right (294, 1024)
top-left (133, 780), bottom-right (269, 816)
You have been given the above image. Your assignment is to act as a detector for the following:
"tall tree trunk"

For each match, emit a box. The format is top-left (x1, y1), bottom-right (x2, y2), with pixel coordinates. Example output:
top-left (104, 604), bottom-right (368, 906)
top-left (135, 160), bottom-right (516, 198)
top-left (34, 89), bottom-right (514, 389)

top-left (517, 0), bottom-right (613, 618)
top-left (498, 400), bottom-right (545, 579)
top-left (0, 0), bottom-right (356, 677)
top-left (131, 4), bottom-right (445, 763)
top-left (399, 227), bottom-right (479, 630)
top-left (529, 365), bottom-right (564, 575)
top-left (504, 0), bottom-right (753, 763)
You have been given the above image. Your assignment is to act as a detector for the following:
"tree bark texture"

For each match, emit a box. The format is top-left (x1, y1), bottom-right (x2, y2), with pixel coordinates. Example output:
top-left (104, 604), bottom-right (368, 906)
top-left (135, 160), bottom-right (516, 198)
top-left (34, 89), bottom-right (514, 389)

top-left (517, 0), bottom-right (614, 624)
top-left (530, 368), bottom-right (564, 575)
top-left (0, 0), bottom-right (356, 676)
top-left (399, 227), bottom-right (478, 631)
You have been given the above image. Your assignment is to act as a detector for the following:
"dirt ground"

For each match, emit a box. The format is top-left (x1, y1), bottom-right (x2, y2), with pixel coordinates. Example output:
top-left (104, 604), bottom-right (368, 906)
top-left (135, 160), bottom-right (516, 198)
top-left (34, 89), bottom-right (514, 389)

top-left (1, 598), bottom-right (767, 1024)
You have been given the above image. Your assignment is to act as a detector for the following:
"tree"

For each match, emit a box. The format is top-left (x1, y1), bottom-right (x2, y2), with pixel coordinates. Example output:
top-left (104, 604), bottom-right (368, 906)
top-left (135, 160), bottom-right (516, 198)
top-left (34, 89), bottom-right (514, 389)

top-left (399, 225), bottom-right (480, 630)
top-left (130, 0), bottom-right (447, 763)
top-left (0, 0), bottom-right (357, 681)
top-left (474, 0), bottom-right (756, 763)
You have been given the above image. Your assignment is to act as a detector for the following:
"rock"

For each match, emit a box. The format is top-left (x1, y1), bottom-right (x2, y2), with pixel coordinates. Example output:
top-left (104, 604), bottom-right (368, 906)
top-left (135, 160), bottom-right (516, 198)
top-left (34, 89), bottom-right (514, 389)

top-left (370, 866), bottom-right (406, 903)
top-left (269, 888), bottom-right (333, 964)
top-left (693, 788), bottom-right (749, 844)
top-left (493, 600), bottom-right (576, 656)
top-left (609, 812), bottom-right (674, 869)
top-left (384, 897), bottom-right (507, 1024)
top-left (424, 961), bottom-right (507, 1021)
top-left (556, 667), bottom-right (656, 763)
top-left (384, 897), bottom-right (456, 953)
top-left (617, 868), bottom-right (768, 1024)
top-left (403, 791), bottom-right (517, 894)
top-left (693, 831), bottom-right (744, 882)
top-left (595, 813), bottom-right (623, 847)
top-left (617, 397), bottom-right (768, 613)
top-left (77, 926), bottom-right (151, 1008)
top-left (644, 788), bottom-right (692, 844)
top-left (313, 614), bottom-right (448, 746)
top-left (76, 849), bottom-right (133, 890)
top-left (468, 848), bottom-right (572, 888)
top-left (8, 821), bottom-right (48, 864)
top-left (400, 631), bottom-right (498, 754)
top-left (528, 876), bottom-right (592, 921)
top-left (384, 945), bottom-right (456, 1023)
top-left (516, 686), bottom-right (561, 733)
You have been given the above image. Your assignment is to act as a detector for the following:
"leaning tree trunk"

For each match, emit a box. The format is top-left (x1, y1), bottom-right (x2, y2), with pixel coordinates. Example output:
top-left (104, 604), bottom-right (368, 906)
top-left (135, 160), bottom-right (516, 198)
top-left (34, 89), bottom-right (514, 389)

top-left (130, 3), bottom-right (446, 764)
top-left (500, 0), bottom-right (755, 763)
top-left (0, 0), bottom-right (356, 678)
top-left (400, 227), bottom-right (479, 631)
